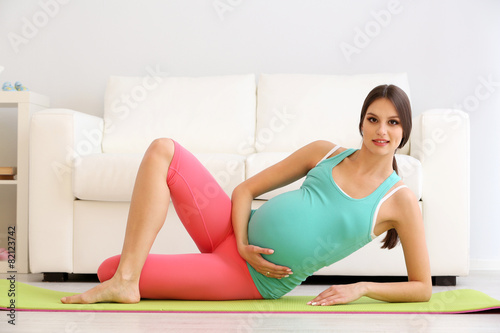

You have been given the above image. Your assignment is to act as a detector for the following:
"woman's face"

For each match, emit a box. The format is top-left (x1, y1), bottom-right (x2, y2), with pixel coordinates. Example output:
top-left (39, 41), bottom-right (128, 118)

top-left (361, 98), bottom-right (403, 156)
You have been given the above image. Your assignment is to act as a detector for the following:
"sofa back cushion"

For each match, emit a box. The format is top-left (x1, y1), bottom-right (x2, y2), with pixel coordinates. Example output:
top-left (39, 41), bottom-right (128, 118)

top-left (255, 73), bottom-right (411, 153)
top-left (102, 74), bottom-right (256, 154)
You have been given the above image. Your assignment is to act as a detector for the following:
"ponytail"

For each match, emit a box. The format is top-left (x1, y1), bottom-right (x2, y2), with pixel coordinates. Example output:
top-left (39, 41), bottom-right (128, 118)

top-left (392, 155), bottom-right (398, 175)
top-left (381, 154), bottom-right (400, 249)
top-left (381, 229), bottom-right (399, 249)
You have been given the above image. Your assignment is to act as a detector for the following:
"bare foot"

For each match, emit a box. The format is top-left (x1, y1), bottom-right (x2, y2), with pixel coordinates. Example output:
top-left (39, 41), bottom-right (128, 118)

top-left (61, 276), bottom-right (141, 304)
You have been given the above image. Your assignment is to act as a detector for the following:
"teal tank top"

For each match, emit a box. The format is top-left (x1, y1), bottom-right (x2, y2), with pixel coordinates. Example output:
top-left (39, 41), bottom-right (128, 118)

top-left (247, 148), bottom-right (401, 299)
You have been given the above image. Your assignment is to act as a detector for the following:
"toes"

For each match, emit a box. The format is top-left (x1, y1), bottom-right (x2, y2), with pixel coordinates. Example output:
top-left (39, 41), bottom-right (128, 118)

top-left (61, 295), bottom-right (82, 304)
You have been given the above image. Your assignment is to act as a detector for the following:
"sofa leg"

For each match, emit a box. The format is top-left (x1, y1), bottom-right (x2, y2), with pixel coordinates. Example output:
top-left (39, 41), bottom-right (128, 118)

top-left (43, 273), bottom-right (69, 282)
top-left (432, 276), bottom-right (456, 286)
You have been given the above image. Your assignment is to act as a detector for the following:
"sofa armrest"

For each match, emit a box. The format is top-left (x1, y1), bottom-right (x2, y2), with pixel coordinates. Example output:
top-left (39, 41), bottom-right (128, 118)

top-left (29, 109), bottom-right (103, 273)
top-left (410, 109), bottom-right (470, 276)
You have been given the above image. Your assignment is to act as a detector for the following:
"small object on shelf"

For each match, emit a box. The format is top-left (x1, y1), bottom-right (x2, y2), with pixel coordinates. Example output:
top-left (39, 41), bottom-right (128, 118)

top-left (1, 81), bottom-right (29, 91)
top-left (2, 82), bottom-right (14, 91)
top-left (15, 81), bottom-right (29, 91)
top-left (0, 167), bottom-right (17, 180)
top-left (0, 166), bottom-right (17, 175)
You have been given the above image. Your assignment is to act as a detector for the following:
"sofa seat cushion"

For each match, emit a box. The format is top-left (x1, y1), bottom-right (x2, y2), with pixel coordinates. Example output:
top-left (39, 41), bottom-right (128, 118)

top-left (74, 153), bottom-right (246, 201)
top-left (246, 152), bottom-right (422, 200)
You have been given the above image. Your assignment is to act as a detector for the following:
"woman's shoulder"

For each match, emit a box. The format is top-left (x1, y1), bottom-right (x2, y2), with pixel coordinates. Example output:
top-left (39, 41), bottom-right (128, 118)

top-left (310, 140), bottom-right (349, 161)
top-left (390, 182), bottom-right (417, 201)
top-left (377, 182), bottom-right (421, 232)
top-left (386, 182), bottom-right (420, 218)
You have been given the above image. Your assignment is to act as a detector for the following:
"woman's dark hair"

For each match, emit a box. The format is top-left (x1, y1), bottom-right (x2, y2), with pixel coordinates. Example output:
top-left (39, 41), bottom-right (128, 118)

top-left (358, 84), bottom-right (412, 249)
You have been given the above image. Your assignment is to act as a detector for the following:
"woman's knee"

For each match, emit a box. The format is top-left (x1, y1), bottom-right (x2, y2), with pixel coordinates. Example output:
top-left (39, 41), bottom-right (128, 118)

top-left (146, 138), bottom-right (175, 164)
top-left (97, 255), bottom-right (120, 282)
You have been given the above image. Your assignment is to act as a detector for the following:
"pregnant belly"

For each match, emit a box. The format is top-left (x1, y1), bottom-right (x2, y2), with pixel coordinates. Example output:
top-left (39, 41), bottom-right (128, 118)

top-left (247, 192), bottom-right (331, 272)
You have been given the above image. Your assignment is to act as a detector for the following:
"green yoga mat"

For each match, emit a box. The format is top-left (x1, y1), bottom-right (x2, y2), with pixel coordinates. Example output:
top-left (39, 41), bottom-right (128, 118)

top-left (1, 281), bottom-right (499, 314)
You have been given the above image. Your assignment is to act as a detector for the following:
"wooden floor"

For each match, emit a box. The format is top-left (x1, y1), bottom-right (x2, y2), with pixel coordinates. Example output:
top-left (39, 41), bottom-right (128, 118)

top-left (1, 270), bottom-right (499, 332)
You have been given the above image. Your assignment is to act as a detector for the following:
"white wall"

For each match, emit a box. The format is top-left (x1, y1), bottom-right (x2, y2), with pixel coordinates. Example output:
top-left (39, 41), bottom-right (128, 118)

top-left (0, 0), bottom-right (499, 269)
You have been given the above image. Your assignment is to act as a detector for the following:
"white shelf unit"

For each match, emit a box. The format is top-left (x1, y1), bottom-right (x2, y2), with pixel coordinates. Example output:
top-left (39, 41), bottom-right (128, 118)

top-left (0, 92), bottom-right (50, 273)
top-left (0, 180), bottom-right (18, 185)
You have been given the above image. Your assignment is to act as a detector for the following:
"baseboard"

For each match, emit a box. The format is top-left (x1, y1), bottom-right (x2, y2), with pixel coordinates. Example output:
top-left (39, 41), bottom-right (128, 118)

top-left (304, 275), bottom-right (456, 286)
top-left (470, 259), bottom-right (500, 271)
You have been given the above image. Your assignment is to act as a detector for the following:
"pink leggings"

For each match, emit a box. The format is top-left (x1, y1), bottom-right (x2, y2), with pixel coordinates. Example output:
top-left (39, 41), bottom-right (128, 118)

top-left (98, 140), bottom-right (263, 300)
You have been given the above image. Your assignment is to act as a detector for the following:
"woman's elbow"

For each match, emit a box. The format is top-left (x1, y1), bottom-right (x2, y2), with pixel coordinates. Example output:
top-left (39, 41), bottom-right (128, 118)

top-left (231, 184), bottom-right (243, 201)
top-left (407, 278), bottom-right (432, 302)
top-left (418, 281), bottom-right (433, 302)
top-left (232, 183), bottom-right (252, 201)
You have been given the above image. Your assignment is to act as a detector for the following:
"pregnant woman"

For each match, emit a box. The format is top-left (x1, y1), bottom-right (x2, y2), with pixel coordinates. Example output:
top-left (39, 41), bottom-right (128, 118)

top-left (61, 84), bottom-right (431, 306)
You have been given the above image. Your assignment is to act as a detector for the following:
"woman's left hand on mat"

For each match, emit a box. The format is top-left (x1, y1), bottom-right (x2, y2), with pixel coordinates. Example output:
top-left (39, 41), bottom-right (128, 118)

top-left (307, 282), bottom-right (365, 306)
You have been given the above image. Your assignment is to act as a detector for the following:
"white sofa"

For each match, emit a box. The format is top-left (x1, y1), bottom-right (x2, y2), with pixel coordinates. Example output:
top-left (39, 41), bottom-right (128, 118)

top-left (29, 73), bottom-right (470, 285)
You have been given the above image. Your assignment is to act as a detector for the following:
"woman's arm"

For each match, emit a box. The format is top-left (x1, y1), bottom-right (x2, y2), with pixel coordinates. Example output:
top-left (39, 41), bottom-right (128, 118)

top-left (309, 188), bottom-right (432, 305)
top-left (364, 188), bottom-right (432, 302)
top-left (232, 140), bottom-right (336, 279)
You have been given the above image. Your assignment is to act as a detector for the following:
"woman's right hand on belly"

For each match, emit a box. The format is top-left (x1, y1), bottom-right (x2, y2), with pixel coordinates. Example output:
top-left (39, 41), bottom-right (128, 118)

top-left (238, 244), bottom-right (293, 279)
